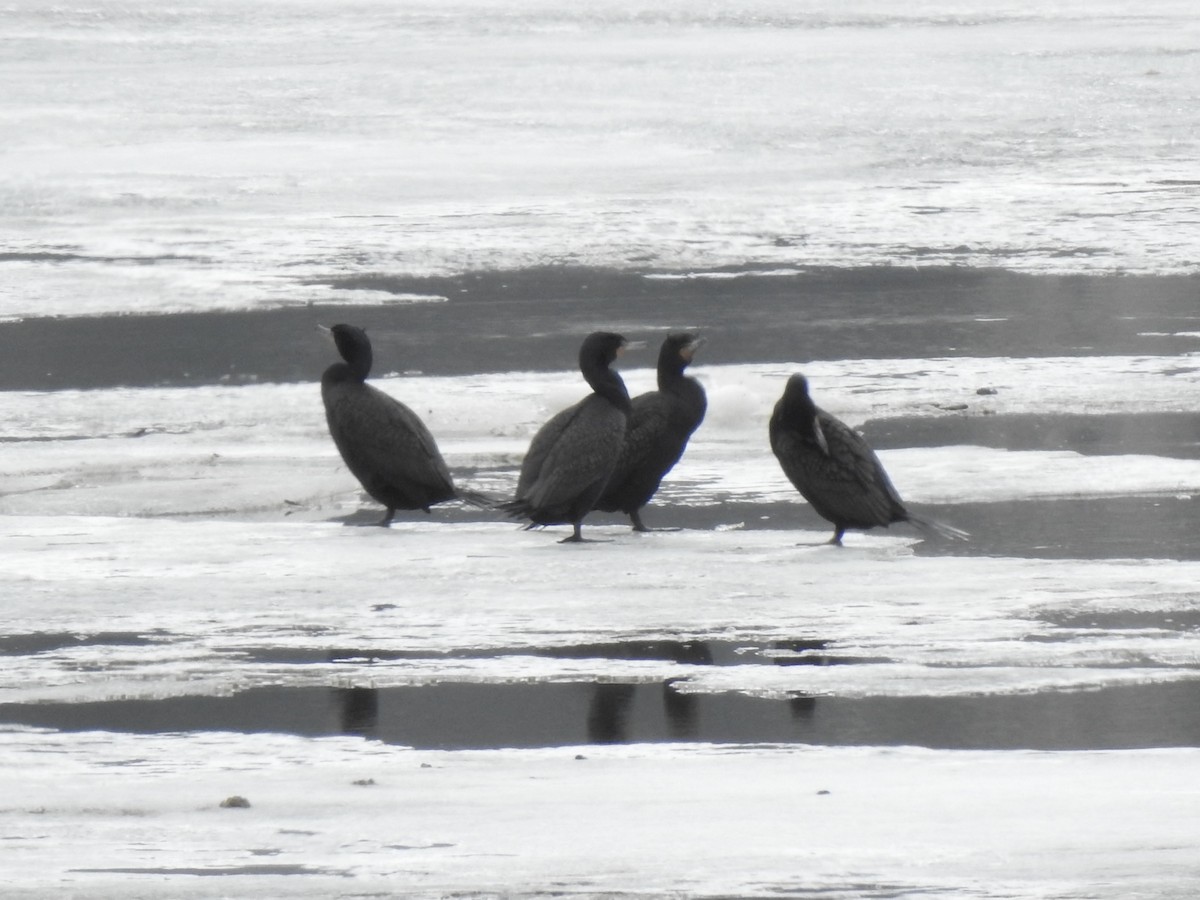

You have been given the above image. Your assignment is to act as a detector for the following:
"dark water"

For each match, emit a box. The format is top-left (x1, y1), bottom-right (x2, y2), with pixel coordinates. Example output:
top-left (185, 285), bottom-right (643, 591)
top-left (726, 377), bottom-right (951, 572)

top-left (3, 635), bottom-right (1199, 751)
top-left (5, 678), bottom-right (1200, 751)
top-left (579, 494), bottom-right (1200, 560)
top-left (2, 265), bottom-right (1199, 390)
top-left (861, 411), bottom-right (1200, 460)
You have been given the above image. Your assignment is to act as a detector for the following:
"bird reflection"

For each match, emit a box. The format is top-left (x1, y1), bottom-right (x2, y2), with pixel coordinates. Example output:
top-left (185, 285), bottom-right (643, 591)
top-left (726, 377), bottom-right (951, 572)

top-left (586, 683), bottom-right (636, 743)
top-left (334, 686), bottom-right (379, 737)
top-left (662, 678), bottom-right (699, 738)
top-left (788, 694), bottom-right (818, 720)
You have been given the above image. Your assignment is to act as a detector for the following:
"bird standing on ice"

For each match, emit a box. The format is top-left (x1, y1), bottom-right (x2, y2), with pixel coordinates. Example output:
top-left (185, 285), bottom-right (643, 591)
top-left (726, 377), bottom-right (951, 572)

top-left (502, 331), bottom-right (634, 543)
top-left (769, 373), bottom-right (968, 545)
top-left (595, 332), bottom-right (707, 531)
top-left (320, 323), bottom-right (459, 526)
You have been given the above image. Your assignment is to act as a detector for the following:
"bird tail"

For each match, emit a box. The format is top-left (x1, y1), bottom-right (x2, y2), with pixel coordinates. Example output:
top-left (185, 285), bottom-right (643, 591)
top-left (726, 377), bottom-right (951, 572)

top-left (455, 488), bottom-right (501, 510)
top-left (906, 512), bottom-right (970, 542)
top-left (496, 500), bottom-right (552, 531)
top-left (496, 498), bottom-right (533, 520)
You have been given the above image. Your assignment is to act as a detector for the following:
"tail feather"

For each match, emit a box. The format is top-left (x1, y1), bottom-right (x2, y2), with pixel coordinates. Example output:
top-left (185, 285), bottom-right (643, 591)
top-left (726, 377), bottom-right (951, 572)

top-left (497, 498), bottom-right (533, 520)
top-left (455, 488), bottom-right (501, 510)
top-left (497, 500), bottom-right (551, 531)
top-left (906, 512), bottom-right (970, 542)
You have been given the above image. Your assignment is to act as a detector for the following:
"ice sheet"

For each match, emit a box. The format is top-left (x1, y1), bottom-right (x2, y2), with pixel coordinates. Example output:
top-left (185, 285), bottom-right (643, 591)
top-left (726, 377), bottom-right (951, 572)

top-left (1, 728), bottom-right (1198, 899)
top-left (4, 515), bottom-right (1200, 706)
top-left (4, 0), bottom-right (1200, 319)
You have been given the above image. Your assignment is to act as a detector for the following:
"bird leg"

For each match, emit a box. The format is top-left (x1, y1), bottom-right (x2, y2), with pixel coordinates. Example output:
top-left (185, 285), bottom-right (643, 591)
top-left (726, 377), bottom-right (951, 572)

top-left (828, 526), bottom-right (845, 546)
top-left (558, 521), bottom-right (612, 543)
top-left (377, 508), bottom-right (395, 527)
top-left (630, 510), bottom-right (680, 533)
top-left (558, 522), bottom-right (586, 543)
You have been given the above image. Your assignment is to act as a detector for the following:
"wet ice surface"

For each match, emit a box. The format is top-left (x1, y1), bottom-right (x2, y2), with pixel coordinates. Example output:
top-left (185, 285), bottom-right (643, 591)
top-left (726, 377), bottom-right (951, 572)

top-left (4, 513), bottom-right (1200, 707)
top-left (3, 354), bottom-right (1200, 711)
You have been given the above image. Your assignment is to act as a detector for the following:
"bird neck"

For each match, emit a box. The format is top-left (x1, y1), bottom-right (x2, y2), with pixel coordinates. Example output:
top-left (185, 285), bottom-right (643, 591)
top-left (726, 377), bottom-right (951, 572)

top-left (672, 375), bottom-right (707, 414)
top-left (321, 362), bottom-right (356, 387)
top-left (344, 352), bottom-right (371, 382)
top-left (782, 389), bottom-right (817, 424)
top-left (588, 367), bottom-right (632, 413)
top-left (332, 330), bottom-right (372, 382)
top-left (657, 358), bottom-right (689, 391)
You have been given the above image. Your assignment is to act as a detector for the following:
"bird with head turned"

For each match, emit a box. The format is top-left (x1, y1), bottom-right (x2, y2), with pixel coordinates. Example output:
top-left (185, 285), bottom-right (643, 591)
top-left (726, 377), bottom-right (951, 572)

top-left (769, 373), bottom-right (968, 545)
top-left (320, 323), bottom-right (468, 526)
top-left (501, 331), bottom-right (634, 543)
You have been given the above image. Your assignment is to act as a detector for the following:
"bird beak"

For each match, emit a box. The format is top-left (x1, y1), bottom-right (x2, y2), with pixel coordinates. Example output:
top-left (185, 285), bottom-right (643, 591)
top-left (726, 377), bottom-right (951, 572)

top-left (618, 340), bottom-right (647, 357)
top-left (682, 336), bottom-right (706, 360)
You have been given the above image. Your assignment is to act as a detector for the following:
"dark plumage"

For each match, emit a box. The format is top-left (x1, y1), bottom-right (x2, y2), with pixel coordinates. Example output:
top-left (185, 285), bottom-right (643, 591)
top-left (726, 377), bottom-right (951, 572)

top-left (320, 323), bottom-right (457, 526)
top-left (769, 373), bottom-right (968, 545)
top-left (595, 332), bottom-right (707, 531)
top-left (502, 332), bottom-right (632, 542)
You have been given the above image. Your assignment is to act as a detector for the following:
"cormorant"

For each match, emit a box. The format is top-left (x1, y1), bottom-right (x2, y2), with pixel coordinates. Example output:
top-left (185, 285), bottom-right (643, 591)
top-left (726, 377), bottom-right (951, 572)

top-left (502, 331), bottom-right (633, 542)
top-left (320, 323), bottom-right (458, 526)
top-left (594, 332), bottom-right (707, 531)
top-left (769, 373), bottom-right (968, 545)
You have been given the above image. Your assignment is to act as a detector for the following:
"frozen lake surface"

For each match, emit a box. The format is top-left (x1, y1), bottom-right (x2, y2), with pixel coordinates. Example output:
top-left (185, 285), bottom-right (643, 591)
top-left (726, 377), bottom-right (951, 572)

top-left (3, 0), bottom-right (1200, 319)
top-left (3, 1), bottom-right (1200, 897)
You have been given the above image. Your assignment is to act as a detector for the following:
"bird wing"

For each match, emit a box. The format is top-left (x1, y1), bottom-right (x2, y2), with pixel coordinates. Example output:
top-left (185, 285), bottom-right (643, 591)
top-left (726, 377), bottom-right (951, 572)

top-left (770, 406), bottom-right (904, 529)
top-left (515, 400), bottom-right (585, 498)
top-left (520, 397), bottom-right (626, 514)
top-left (326, 383), bottom-right (454, 495)
top-left (665, 376), bottom-right (707, 433)
top-left (806, 413), bottom-right (905, 526)
top-left (608, 391), bottom-right (675, 485)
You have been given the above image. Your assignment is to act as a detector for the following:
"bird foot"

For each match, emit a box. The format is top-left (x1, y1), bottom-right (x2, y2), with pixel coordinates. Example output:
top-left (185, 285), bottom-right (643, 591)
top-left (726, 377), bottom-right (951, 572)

top-left (791, 536), bottom-right (843, 547)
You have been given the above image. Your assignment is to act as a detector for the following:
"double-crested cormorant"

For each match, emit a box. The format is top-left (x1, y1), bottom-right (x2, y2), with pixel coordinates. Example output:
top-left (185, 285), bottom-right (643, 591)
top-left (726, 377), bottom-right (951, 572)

top-left (769, 373), bottom-right (968, 545)
top-left (502, 331), bottom-right (633, 542)
top-left (595, 332), bottom-right (707, 531)
top-left (320, 323), bottom-right (458, 526)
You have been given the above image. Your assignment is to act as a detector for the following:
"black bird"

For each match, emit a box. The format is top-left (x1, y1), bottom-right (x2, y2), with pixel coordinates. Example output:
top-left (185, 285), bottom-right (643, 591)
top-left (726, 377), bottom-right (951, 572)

top-left (769, 373), bottom-right (968, 545)
top-left (320, 323), bottom-right (459, 526)
top-left (502, 331), bottom-right (633, 542)
top-left (595, 332), bottom-right (707, 531)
